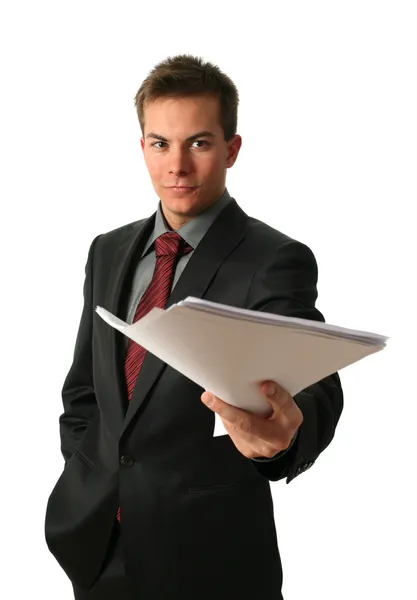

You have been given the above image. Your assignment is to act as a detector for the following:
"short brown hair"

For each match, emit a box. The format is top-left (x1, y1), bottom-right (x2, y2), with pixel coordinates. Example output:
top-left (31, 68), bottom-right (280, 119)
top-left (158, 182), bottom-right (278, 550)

top-left (134, 54), bottom-right (239, 141)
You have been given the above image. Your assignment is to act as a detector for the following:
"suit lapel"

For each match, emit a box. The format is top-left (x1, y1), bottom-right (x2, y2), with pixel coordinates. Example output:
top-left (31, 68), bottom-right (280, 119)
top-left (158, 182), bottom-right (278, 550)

top-left (122, 198), bottom-right (249, 433)
top-left (102, 214), bottom-right (156, 435)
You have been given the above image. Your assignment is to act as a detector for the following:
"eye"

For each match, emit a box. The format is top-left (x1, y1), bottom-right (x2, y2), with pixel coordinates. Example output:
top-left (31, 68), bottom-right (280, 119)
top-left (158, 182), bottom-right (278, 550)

top-left (152, 141), bottom-right (168, 149)
top-left (193, 140), bottom-right (210, 149)
top-left (192, 140), bottom-right (210, 148)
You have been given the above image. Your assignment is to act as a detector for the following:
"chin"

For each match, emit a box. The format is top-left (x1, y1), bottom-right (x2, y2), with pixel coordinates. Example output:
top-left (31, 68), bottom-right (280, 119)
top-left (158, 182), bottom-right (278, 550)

top-left (168, 201), bottom-right (200, 216)
top-left (161, 189), bottom-right (203, 211)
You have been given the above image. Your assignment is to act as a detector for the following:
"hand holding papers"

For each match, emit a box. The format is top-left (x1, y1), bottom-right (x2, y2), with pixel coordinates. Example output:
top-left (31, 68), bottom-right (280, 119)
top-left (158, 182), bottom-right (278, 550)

top-left (96, 297), bottom-right (388, 417)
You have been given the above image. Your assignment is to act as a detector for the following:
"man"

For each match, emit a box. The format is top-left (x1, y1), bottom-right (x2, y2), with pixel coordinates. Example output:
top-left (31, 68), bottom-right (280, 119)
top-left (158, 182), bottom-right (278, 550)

top-left (45, 54), bottom-right (343, 600)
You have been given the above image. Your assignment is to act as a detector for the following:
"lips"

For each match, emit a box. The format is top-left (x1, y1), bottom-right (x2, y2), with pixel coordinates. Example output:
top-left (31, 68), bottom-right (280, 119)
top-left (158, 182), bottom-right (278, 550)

top-left (167, 186), bottom-right (199, 193)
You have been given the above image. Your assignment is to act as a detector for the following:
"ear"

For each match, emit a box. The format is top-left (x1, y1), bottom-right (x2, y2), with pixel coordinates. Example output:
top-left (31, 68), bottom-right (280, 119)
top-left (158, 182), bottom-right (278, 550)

top-left (140, 138), bottom-right (145, 153)
top-left (226, 134), bottom-right (242, 168)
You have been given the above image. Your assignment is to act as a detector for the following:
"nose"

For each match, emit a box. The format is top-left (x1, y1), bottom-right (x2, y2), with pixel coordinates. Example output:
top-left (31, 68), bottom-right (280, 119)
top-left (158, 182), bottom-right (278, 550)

top-left (168, 146), bottom-right (192, 177)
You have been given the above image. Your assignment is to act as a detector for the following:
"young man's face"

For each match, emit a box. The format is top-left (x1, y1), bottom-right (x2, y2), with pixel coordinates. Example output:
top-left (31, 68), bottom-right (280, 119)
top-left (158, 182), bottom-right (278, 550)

top-left (140, 95), bottom-right (242, 230)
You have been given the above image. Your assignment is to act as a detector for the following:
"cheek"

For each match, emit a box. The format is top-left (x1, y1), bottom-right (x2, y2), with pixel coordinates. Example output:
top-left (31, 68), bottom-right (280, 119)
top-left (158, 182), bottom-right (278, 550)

top-left (145, 157), bottom-right (162, 180)
top-left (199, 155), bottom-right (223, 177)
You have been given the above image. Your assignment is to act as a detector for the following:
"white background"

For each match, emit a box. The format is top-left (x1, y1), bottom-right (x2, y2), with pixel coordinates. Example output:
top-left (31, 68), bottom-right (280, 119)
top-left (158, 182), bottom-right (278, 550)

top-left (1, 1), bottom-right (416, 598)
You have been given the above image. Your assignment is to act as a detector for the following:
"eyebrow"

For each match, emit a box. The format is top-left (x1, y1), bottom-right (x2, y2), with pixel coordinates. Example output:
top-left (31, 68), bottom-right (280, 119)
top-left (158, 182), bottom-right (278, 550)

top-left (145, 130), bottom-right (216, 142)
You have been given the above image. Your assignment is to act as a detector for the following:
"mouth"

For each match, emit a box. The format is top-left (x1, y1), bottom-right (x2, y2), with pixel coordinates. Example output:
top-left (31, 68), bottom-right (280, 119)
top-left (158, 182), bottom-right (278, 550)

top-left (168, 186), bottom-right (199, 192)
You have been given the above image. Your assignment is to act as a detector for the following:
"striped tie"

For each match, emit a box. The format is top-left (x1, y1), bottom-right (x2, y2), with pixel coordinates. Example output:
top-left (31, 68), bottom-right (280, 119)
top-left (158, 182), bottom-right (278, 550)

top-left (117, 231), bottom-right (192, 522)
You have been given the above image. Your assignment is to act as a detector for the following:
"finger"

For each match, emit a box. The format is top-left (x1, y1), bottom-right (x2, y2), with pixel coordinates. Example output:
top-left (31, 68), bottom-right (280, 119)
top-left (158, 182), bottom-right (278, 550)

top-left (202, 390), bottom-right (300, 447)
top-left (259, 381), bottom-right (294, 416)
top-left (221, 417), bottom-right (288, 459)
top-left (202, 392), bottom-right (267, 433)
top-left (202, 390), bottom-right (293, 443)
top-left (223, 413), bottom-right (296, 452)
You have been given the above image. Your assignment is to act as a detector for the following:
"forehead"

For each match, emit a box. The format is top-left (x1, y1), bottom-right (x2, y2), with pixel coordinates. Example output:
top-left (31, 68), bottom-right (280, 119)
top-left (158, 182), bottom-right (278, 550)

top-left (143, 95), bottom-right (222, 136)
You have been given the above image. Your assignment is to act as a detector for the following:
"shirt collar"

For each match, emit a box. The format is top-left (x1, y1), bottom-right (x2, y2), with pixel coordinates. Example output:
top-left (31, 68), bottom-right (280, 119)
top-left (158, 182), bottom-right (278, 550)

top-left (142, 188), bottom-right (232, 256)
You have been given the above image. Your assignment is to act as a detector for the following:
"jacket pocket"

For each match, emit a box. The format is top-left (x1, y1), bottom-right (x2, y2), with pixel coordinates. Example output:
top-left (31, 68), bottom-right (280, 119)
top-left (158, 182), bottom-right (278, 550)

top-left (188, 477), bottom-right (265, 494)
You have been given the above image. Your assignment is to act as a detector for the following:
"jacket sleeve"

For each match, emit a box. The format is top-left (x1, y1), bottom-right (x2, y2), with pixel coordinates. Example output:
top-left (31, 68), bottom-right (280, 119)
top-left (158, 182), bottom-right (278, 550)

top-left (59, 235), bottom-right (101, 462)
top-left (245, 240), bottom-right (344, 483)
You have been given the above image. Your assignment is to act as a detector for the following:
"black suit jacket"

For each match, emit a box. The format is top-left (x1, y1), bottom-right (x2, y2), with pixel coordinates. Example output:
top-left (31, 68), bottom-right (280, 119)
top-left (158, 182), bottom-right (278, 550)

top-left (45, 199), bottom-right (343, 599)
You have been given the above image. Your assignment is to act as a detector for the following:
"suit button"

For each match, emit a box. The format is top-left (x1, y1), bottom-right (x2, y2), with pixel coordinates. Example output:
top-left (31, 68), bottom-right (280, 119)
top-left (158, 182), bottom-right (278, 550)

top-left (120, 454), bottom-right (134, 467)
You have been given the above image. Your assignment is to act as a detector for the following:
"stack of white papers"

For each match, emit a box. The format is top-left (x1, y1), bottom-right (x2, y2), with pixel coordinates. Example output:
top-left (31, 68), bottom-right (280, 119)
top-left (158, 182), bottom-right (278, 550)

top-left (96, 297), bottom-right (388, 416)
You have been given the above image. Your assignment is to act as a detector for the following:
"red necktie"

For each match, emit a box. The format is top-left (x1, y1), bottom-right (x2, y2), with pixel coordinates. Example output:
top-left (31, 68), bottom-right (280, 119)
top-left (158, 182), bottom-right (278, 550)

top-left (117, 231), bottom-right (192, 522)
